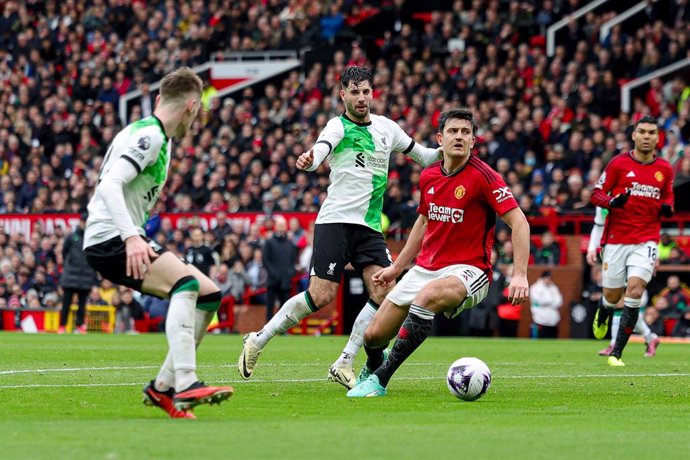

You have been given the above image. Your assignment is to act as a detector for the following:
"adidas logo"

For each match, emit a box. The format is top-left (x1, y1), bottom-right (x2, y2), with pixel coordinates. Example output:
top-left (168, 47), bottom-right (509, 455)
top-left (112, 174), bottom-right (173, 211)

top-left (626, 171), bottom-right (636, 178)
top-left (428, 186), bottom-right (435, 194)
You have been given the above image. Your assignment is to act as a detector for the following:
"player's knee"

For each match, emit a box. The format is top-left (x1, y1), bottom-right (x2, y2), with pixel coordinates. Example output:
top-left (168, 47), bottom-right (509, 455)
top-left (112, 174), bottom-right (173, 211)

top-left (197, 290), bottom-right (222, 312)
top-left (169, 275), bottom-right (199, 297)
top-left (364, 326), bottom-right (386, 348)
top-left (623, 296), bottom-right (642, 309)
top-left (308, 285), bottom-right (336, 308)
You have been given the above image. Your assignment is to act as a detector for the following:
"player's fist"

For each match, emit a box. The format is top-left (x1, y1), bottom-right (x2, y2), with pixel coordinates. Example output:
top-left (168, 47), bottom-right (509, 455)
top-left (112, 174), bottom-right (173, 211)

top-left (296, 149), bottom-right (314, 170)
top-left (586, 250), bottom-right (598, 266)
top-left (609, 189), bottom-right (631, 208)
top-left (660, 203), bottom-right (674, 218)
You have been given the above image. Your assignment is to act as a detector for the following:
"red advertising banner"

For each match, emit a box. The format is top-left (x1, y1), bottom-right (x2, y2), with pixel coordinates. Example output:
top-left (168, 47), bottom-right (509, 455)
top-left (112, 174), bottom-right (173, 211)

top-left (0, 213), bottom-right (318, 242)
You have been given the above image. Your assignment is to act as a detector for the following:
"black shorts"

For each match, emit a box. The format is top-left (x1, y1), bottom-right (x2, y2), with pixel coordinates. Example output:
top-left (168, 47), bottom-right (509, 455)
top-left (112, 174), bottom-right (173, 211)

top-left (84, 236), bottom-right (168, 293)
top-left (311, 223), bottom-right (392, 282)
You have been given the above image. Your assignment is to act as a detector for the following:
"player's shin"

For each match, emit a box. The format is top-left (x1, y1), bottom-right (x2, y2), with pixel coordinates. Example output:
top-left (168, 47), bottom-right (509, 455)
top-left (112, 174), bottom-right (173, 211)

top-left (610, 298), bottom-right (641, 359)
top-left (336, 299), bottom-right (378, 367)
top-left (154, 291), bottom-right (221, 391)
top-left (166, 276), bottom-right (200, 392)
top-left (254, 291), bottom-right (317, 348)
top-left (374, 304), bottom-right (434, 388)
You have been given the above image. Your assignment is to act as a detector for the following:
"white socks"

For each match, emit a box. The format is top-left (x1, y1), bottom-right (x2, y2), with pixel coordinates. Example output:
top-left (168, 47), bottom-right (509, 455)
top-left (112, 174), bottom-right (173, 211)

top-left (334, 300), bottom-right (377, 368)
top-left (254, 292), bottom-right (314, 348)
top-left (155, 309), bottom-right (215, 393)
top-left (165, 279), bottom-right (199, 393)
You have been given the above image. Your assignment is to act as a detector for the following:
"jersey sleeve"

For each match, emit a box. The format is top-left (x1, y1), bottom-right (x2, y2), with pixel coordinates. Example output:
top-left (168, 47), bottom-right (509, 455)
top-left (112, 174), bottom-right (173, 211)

top-left (483, 171), bottom-right (519, 216)
top-left (388, 118), bottom-right (415, 153)
top-left (120, 126), bottom-right (165, 174)
top-left (308, 117), bottom-right (344, 171)
top-left (591, 157), bottom-right (621, 208)
top-left (661, 163), bottom-right (675, 207)
top-left (416, 171), bottom-right (429, 216)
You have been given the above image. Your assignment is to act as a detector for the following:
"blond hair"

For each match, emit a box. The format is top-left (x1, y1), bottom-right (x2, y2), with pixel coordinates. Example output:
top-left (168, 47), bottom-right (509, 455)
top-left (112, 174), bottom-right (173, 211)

top-left (159, 67), bottom-right (203, 104)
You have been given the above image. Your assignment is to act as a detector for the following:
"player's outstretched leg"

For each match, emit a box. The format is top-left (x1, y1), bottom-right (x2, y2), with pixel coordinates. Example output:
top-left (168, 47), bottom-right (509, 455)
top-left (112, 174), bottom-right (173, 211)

top-left (348, 304), bottom-right (434, 398)
top-left (328, 299), bottom-right (379, 389)
top-left (238, 291), bottom-right (318, 379)
top-left (636, 314), bottom-right (660, 357)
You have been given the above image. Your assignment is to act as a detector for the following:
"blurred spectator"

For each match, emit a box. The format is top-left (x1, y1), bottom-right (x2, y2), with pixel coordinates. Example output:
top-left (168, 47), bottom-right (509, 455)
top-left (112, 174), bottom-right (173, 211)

top-left (114, 288), bottom-right (143, 334)
top-left (663, 246), bottom-right (689, 264)
top-left (654, 275), bottom-right (690, 319)
top-left (184, 228), bottom-right (218, 277)
top-left (229, 260), bottom-right (251, 304)
top-left (468, 248), bottom-right (502, 336)
top-left (529, 270), bottom-right (563, 338)
top-left (657, 233), bottom-right (677, 261)
top-left (671, 309), bottom-right (690, 337)
top-left (58, 215), bottom-right (97, 334)
top-left (644, 305), bottom-right (666, 337)
top-left (262, 217), bottom-right (297, 322)
top-left (531, 231), bottom-right (562, 265)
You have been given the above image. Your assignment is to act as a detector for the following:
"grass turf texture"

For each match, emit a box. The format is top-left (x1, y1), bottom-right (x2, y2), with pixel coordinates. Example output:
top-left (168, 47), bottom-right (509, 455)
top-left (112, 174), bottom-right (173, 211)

top-left (1, 333), bottom-right (688, 460)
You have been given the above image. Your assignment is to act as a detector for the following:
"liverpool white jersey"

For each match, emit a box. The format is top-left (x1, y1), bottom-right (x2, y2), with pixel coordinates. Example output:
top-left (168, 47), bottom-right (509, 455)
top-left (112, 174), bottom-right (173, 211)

top-left (84, 116), bottom-right (170, 248)
top-left (312, 113), bottom-right (420, 232)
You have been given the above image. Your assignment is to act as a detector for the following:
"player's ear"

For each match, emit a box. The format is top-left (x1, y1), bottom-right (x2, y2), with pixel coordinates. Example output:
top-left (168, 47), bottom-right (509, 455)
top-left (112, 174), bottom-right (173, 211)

top-left (436, 131), bottom-right (443, 146)
top-left (470, 136), bottom-right (476, 148)
top-left (339, 88), bottom-right (345, 101)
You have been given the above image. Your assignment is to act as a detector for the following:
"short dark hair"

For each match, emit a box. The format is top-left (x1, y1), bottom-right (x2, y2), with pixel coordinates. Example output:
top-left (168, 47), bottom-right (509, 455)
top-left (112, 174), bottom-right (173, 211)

top-left (340, 66), bottom-right (374, 89)
top-left (634, 116), bottom-right (659, 130)
top-left (438, 108), bottom-right (478, 135)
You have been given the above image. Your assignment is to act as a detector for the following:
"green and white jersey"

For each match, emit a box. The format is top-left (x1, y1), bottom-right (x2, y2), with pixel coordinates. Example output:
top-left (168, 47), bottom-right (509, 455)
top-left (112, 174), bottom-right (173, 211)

top-left (84, 116), bottom-right (170, 248)
top-left (310, 113), bottom-right (419, 232)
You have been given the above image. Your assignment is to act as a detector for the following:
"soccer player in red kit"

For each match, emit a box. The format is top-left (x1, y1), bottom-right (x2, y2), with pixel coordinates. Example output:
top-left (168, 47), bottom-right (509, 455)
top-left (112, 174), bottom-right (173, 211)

top-left (347, 108), bottom-right (531, 397)
top-left (591, 116), bottom-right (675, 366)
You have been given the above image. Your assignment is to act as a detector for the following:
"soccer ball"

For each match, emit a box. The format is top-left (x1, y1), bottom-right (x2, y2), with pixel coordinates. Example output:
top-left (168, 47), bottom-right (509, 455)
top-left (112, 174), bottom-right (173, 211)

top-left (446, 357), bottom-right (491, 401)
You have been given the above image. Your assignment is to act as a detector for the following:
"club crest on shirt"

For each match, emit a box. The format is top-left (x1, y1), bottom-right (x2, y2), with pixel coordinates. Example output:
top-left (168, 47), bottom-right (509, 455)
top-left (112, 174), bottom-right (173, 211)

top-left (137, 136), bottom-right (151, 151)
top-left (603, 262), bottom-right (608, 271)
top-left (454, 185), bottom-right (466, 200)
top-left (655, 171), bottom-right (664, 182)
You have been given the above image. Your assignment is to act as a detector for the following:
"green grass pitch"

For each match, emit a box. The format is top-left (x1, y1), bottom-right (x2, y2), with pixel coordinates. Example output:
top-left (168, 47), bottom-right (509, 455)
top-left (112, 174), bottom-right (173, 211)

top-left (1, 333), bottom-right (688, 460)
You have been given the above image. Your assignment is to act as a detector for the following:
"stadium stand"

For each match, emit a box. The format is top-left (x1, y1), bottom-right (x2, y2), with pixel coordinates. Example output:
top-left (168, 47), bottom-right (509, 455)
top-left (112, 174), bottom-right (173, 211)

top-left (1, 0), bottom-right (689, 336)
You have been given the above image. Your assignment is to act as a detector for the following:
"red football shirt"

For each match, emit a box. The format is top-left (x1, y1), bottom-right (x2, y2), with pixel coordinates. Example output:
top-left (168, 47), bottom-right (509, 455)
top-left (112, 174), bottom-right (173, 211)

top-left (592, 152), bottom-right (674, 245)
top-left (415, 156), bottom-right (519, 272)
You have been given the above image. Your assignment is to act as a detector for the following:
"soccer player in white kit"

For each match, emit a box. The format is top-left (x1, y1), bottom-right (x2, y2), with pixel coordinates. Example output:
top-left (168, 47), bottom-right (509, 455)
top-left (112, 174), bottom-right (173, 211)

top-left (84, 68), bottom-right (233, 418)
top-left (238, 66), bottom-right (444, 388)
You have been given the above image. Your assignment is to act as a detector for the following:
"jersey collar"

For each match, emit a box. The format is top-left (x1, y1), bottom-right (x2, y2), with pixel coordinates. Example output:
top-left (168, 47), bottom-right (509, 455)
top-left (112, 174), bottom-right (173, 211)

top-left (440, 155), bottom-right (472, 177)
top-left (152, 114), bottom-right (169, 138)
top-left (342, 113), bottom-right (372, 126)
top-left (628, 150), bottom-right (657, 165)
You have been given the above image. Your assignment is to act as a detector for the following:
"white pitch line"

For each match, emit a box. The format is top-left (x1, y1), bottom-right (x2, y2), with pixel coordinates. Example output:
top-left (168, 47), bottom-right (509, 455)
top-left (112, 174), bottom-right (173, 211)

top-left (0, 373), bottom-right (688, 390)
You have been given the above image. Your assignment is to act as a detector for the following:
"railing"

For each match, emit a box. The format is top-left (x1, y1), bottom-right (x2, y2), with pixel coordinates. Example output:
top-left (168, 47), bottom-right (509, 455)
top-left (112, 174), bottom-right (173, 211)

top-left (621, 57), bottom-right (690, 113)
top-left (599, 0), bottom-right (659, 44)
top-left (546, 0), bottom-right (610, 57)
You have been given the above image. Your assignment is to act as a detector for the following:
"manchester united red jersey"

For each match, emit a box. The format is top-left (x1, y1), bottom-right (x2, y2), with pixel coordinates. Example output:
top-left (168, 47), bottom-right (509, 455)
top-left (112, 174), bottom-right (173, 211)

top-left (415, 156), bottom-right (519, 272)
top-left (592, 152), bottom-right (674, 245)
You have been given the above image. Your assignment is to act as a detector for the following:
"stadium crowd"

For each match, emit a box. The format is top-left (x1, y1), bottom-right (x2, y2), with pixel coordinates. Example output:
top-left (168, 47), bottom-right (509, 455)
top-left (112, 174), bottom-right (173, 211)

top-left (1, 0), bottom-right (689, 335)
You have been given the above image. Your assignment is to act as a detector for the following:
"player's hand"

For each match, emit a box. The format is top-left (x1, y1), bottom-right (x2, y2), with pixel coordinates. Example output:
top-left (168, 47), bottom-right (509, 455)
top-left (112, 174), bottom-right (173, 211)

top-left (660, 203), bottom-right (674, 218)
top-left (372, 265), bottom-right (402, 287)
top-left (507, 273), bottom-right (529, 305)
top-left (125, 236), bottom-right (158, 280)
top-left (586, 250), bottom-right (598, 266)
top-left (296, 149), bottom-right (314, 170)
top-left (609, 189), bottom-right (631, 208)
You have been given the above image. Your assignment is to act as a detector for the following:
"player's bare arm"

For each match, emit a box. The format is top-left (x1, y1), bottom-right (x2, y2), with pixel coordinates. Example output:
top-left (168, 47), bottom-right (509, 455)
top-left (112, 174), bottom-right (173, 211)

top-left (372, 215), bottom-right (427, 286)
top-left (501, 207), bottom-right (530, 304)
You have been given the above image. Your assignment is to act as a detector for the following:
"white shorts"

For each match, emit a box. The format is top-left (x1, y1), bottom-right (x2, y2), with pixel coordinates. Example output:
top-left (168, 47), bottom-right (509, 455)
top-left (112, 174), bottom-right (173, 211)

top-left (387, 264), bottom-right (490, 319)
top-left (601, 242), bottom-right (657, 289)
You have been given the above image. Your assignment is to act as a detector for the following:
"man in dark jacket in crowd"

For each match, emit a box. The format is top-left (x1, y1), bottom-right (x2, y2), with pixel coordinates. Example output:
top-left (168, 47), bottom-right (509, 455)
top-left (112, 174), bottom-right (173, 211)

top-left (59, 214), bottom-right (98, 334)
top-left (262, 218), bottom-right (297, 322)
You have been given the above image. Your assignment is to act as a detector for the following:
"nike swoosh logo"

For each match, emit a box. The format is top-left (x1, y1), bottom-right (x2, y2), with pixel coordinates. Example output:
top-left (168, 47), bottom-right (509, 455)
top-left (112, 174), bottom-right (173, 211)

top-left (240, 351), bottom-right (251, 379)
